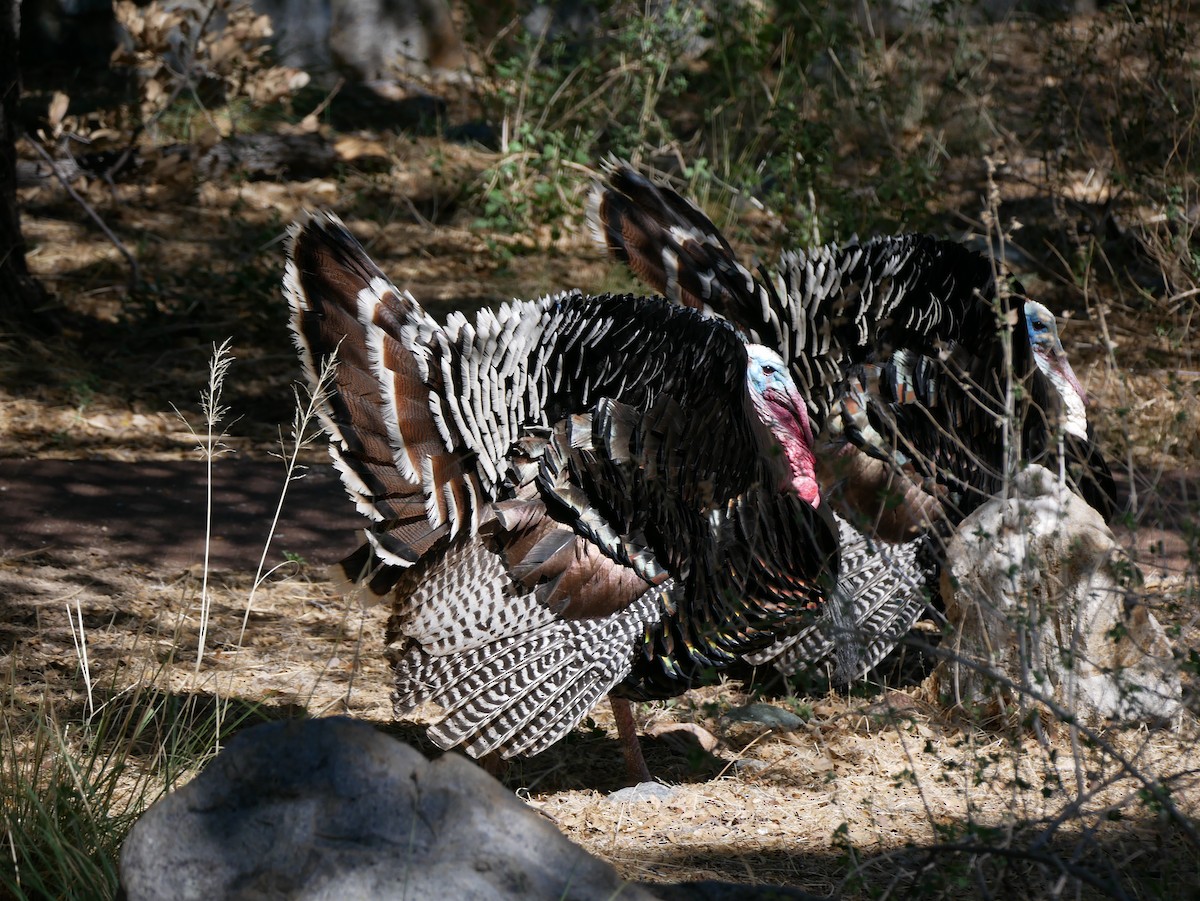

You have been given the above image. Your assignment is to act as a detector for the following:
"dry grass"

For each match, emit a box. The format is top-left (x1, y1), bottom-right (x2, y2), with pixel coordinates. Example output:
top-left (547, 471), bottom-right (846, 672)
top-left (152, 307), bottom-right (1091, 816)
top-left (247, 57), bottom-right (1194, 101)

top-left (3, 3), bottom-right (1200, 898)
top-left (4, 536), bottom-right (1198, 897)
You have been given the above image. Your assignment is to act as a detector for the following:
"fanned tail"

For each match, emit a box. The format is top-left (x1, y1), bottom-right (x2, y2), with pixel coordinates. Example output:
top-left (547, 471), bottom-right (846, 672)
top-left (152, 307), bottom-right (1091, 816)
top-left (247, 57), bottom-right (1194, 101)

top-left (588, 161), bottom-right (759, 315)
top-left (387, 536), bottom-right (665, 759)
top-left (286, 212), bottom-right (492, 599)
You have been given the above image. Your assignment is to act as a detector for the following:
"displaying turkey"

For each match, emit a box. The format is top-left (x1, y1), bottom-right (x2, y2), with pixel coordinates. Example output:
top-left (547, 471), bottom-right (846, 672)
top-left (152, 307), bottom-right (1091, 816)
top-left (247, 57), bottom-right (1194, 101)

top-left (589, 161), bottom-right (1117, 681)
top-left (284, 211), bottom-right (846, 779)
top-left (588, 161), bottom-right (1118, 530)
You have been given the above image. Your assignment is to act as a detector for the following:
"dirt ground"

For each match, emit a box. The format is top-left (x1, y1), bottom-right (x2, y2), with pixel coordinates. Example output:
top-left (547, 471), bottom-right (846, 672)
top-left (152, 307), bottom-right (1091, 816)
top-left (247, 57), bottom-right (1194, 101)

top-left (3, 28), bottom-right (1200, 896)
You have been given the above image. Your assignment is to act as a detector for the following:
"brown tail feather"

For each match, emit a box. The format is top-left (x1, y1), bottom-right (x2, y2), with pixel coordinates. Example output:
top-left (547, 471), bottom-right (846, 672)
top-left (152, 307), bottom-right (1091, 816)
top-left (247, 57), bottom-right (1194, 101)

top-left (285, 212), bottom-right (453, 570)
top-left (588, 161), bottom-right (758, 315)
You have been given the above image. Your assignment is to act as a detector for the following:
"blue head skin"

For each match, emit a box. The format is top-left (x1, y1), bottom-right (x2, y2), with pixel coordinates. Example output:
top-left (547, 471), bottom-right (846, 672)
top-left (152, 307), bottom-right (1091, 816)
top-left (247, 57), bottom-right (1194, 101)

top-left (1025, 300), bottom-right (1065, 354)
top-left (744, 345), bottom-right (820, 506)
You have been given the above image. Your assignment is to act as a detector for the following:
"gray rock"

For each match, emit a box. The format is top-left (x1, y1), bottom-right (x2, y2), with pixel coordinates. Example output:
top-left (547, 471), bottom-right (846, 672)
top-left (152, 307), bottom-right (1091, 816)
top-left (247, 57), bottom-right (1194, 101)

top-left (933, 465), bottom-right (1181, 728)
top-left (255, 0), bottom-right (334, 72)
top-left (651, 882), bottom-right (824, 901)
top-left (718, 703), bottom-right (807, 752)
top-left (327, 0), bottom-right (464, 80)
top-left (252, 0), bottom-right (465, 81)
top-left (720, 703), bottom-right (806, 732)
top-left (111, 0), bottom-right (465, 85)
top-left (607, 782), bottom-right (678, 804)
top-left (120, 717), bottom-right (658, 901)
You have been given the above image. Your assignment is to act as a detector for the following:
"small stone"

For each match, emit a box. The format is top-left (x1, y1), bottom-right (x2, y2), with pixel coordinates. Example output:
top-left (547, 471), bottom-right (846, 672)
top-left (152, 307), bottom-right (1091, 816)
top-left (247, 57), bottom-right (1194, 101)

top-left (607, 781), bottom-right (678, 804)
top-left (730, 758), bottom-right (770, 774)
top-left (719, 703), bottom-right (805, 732)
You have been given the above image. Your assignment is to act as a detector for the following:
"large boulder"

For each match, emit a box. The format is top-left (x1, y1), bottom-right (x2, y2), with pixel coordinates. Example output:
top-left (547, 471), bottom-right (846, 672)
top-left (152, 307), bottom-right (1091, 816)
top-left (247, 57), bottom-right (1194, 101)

top-left (933, 465), bottom-right (1181, 728)
top-left (120, 717), bottom-right (820, 900)
top-left (120, 717), bottom-right (656, 900)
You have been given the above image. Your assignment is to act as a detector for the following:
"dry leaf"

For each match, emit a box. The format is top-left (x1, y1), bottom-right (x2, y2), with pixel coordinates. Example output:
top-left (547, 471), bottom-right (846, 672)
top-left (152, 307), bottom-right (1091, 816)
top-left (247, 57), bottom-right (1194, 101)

top-left (48, 92), bottom-right (70, 129)
top-left (645, 722), bottom-right (720, 753)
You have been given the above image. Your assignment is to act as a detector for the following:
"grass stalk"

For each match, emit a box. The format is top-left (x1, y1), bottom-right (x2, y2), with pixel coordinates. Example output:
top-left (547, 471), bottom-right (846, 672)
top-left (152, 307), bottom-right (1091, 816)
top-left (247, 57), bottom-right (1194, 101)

top-left (169, 339), bottom-right (235, 679)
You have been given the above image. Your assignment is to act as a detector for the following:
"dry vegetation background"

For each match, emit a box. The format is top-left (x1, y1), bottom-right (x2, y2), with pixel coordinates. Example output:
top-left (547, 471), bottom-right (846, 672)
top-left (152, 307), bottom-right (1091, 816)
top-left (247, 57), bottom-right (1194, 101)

top-left (1, 1), bottom-right (1199, 898)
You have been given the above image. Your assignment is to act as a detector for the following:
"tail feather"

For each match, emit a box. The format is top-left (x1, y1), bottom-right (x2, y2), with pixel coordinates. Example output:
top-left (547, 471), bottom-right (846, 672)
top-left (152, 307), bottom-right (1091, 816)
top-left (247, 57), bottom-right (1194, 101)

top-left (389, 538), bottom-right (558, 662)
top-left (432, 641), bottom-right (579, 755)
top-left (502, 674), bottom-right (616, 757)
top-left (483, 592), bottom-right (659, 757)
top-left (286, 212), bottom-right (492, 572)
top-left (286, 213), bottom-right (448, 566)
top-left (745, 516), bottom-right (932, 682)
top-left (329, 543), bottom-right (406, 607)
top-left (588, 162), bottom-right (757, 314)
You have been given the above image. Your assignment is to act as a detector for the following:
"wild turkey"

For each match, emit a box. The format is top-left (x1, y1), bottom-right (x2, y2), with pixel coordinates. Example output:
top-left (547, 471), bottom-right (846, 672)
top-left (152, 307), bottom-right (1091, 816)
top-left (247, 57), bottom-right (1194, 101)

top-left (284, 211), bottom-right (846, 779)
top-left (588, 161), bottom-right (1118, 531)
top-left (589, 162), bottom-right (1117, 680)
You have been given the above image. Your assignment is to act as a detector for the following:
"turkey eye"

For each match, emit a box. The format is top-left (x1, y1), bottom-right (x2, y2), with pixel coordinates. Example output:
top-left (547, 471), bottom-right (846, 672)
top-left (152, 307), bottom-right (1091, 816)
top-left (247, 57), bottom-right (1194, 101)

top-left (763, 365), bottom-right (777, 375)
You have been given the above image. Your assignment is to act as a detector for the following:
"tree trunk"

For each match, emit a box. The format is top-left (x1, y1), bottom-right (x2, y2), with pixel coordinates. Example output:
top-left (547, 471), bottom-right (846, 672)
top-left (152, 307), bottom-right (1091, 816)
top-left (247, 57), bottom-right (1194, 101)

top-left (0, 0), bottom-right (51, 331)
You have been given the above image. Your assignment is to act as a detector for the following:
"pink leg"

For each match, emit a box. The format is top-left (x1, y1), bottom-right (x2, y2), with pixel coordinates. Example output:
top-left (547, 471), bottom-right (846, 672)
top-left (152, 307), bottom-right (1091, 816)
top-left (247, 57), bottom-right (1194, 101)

top-left (609, 696), bottom-right (651, 783)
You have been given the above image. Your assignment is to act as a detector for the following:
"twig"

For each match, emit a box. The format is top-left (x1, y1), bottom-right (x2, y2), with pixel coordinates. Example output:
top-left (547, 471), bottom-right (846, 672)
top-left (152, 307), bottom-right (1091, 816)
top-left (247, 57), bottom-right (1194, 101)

top-left (237, 347), bottom-right (340, 651)
top-left (29, 138), bottom-right (141, 291)
top-left (302, 76), bottom-right (345, 125)
top-left (910, 635), bottom-right (1200, 851)
top-left (171, 340), bottom-right (236, 683)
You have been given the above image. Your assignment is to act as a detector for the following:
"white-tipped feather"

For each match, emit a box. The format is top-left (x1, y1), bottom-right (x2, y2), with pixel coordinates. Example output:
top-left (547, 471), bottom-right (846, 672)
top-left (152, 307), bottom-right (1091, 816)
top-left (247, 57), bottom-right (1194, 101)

top-left (364, 528), bottom-right (416, 569)
top-left (400, 590), bottom-right (659, 760)
top-left (751, 512), bottom-right (932, 683)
